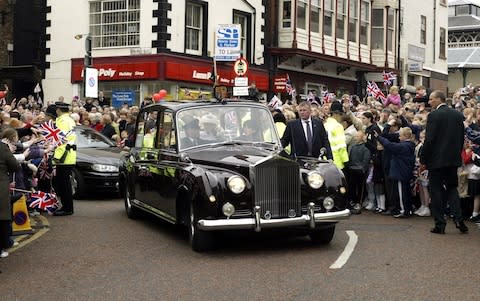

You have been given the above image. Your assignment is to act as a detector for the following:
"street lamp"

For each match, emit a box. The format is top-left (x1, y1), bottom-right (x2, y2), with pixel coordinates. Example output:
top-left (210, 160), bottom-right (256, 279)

top-left (74, 33), bottom-right (92, 67)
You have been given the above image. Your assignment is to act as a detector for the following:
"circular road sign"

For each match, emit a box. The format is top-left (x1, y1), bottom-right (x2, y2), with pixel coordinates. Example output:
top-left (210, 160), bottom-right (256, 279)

top-left (233, 57), bottom-right (248, 76)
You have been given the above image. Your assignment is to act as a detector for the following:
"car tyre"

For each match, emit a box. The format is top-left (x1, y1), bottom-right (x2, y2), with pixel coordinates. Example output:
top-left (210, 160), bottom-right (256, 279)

top-left (71, 168), bottom-right (85, 198)
top-left (124, 183), bottom-right (141, 219)
top-left (309, 225), bottom-right (336, 245)
top-left (188, 202), bottom-right (213, 252)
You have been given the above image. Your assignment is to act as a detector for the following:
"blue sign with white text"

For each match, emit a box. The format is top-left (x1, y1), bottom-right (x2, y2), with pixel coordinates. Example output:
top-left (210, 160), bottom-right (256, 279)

top-left (112, 90), bottom-right (135, 107)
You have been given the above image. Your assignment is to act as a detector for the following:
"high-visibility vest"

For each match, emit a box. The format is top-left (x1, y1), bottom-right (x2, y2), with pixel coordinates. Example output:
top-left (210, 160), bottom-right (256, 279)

top-left (54, 114), bottom-right (77, 165)
top-left (324, 117), bottom-right (349, 169)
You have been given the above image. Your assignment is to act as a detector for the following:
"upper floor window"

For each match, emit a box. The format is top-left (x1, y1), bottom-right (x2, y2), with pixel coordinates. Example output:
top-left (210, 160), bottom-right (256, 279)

top-left (233, 11), bottom-right (249, 59)
top-left (324, 0), bottom-right (334, 36)
top-left (311, 0), bottom-right (321, 33)
top-left (186, 2), bottom-right (203, 55)
top-left (348, 0), bottom-right (358, 42)
top-left (372, 9), bottom-right (384, 49)
top-left (336, 0), bottom-right (347, 40)
top-left (297, 0), bottom-right (307, 30)
top-left (440, 27), bottom-right (446, 58)
top-left (456, 5), bottom-right (470, 15)
top-left (282, 0), bottom-right (292, 28)
top-left (360, 0), bottom-right (370, 45)
top-left (387, 8), bottom-right (395, 51)
top-left (420, 15), bottom-right (426, 44)
top-left (89, 0), bottom-right (140, 48)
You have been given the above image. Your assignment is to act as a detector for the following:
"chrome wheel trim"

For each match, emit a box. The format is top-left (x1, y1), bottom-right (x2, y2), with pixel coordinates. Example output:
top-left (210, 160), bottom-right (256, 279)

top-left (189, 203), bottom-right (195, 239)
top-left (70, 173), bottom-right (77, 196)
top-left (125, 185), bottom-right (132, 210)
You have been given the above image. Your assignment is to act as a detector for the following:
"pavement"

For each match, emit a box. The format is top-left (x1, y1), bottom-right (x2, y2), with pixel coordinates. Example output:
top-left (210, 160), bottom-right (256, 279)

top-left (7, 213), bottom-right (50, 254)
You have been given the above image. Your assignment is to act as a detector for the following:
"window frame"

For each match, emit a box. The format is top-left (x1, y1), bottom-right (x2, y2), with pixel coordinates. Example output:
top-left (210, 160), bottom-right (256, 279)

top-left (310, 0), bottom-right (321, 33)
top-left (297, 0), bottom-right (308, 30)
top-left (387, 8), bottom-right (395, 51)
top-left (336, 0), bottom-right (347, 40)
top-left (185, 1), bottom-right (203, 55)
top-left (89, 0), bottom-right (141, 49)
top-left (439, 27), bottom-right (446, 59)
top-left (324, 0), bottom-right (334, 36)
top-left (360, 0), bottom-right (370, 45)
top-left (348, 0), bottom-right (359, 43)
top-left (157, 110), bottom-right (177, 152)
top-left (233, 10), bottom-right (251, 61)
top-left (420, 15), bottom-right (426, 44)
top-left (371, 8), bottom-right (384, 50)
top-left (282, 0), bottom-right (292, 28)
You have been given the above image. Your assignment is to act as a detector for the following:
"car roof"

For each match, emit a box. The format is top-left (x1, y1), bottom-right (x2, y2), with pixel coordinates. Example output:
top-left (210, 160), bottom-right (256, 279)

top-left (141, 98), bottom-right (268, 112)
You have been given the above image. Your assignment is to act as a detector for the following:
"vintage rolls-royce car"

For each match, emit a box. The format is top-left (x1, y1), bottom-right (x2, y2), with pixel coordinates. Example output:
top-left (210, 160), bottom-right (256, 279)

top-left (119, 99), bottom-right (350, 251)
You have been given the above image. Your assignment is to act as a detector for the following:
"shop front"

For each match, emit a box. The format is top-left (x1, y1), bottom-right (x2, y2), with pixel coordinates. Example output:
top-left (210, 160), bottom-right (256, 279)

top-left (71, 53), bottom-right (270, 106)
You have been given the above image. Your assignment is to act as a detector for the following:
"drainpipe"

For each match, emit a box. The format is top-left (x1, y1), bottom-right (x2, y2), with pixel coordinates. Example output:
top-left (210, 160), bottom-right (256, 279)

top-left (397, 0), bottom-right (401, 85)
top-left (385, 6), bottom-right (389, 68)
top-left (433, 0), bottom-right (436, 65)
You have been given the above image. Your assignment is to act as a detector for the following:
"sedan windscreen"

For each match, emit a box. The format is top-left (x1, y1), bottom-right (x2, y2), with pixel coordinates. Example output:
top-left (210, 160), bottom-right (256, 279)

top-left (75, 128), bottom-right (116, 148)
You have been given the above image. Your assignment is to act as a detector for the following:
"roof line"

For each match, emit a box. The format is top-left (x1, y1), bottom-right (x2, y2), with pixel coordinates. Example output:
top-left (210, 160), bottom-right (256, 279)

top-left (459, 48), bottom-right (479, 68)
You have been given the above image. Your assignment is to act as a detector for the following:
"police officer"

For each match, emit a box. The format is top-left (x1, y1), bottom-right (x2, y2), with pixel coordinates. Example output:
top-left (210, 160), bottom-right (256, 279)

top-left (52, 102), bottom-right (77, 216)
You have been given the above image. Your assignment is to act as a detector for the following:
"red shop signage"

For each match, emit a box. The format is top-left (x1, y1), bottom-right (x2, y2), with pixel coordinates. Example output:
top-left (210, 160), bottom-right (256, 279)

top-left (273, 75), bottom-right (287, 92)
top-left (72, 62), bottom-right (159, 82)
top-left (165, 61), bottom-right (268, 91)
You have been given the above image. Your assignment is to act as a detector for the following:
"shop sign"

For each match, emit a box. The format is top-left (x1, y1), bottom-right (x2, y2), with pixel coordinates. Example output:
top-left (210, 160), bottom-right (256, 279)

top-left (274, 75), bottom-right (287, 92)
top-left (215, 24), bottom-right (242, 61)
top-left (85, 67), bottom-right (98, 98)
top-left (233, 57), bottom-right (248, 76)
top-left (112, 90), bottom-right (135, 107)
top-left (72, 62), bottom-right (159, 82)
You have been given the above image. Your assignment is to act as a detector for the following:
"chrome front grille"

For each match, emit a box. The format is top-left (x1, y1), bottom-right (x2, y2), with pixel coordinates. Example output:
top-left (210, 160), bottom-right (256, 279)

top-left (252, 156), bottom-right (301, 218)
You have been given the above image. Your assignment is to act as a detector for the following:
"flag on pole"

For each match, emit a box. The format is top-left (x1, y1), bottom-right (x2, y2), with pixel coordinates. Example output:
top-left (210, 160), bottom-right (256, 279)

top-left (29, 191), bottom-right (61, 214)
top-left (285, 74), bottom-right (296, 98)
top-left (36, 120), bottom-right (68, 146)
top-left (367, 81), bottom-right (387, 102)
top-left (268, 95), bottom-right (282, 110)
top-left (382, 71), bottom-right (396, 86)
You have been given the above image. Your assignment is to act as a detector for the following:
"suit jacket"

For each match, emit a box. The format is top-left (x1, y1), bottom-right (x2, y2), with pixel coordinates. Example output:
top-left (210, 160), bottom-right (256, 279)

top-left (421, 104), bottom-right (464, 169)
top-left (281, 118), bottom-right (333, 159)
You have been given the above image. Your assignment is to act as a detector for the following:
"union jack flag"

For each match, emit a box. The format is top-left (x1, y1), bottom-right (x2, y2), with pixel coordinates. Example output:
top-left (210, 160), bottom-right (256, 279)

top-left (29, 191), bottom-right (61, 214)
top-left (268, 95), bottom-right (282, 110)
top-left (324, 93), bottom-right (336, 103)
top-left (285, 74), bottom-right (296, 98)
top-left (37, 120), bottom-right (68, 146)
top-left (38, 153), bottom-right (55, 180)
top-left (367, 81), bottom-right (387, 101)
top-left (382, 70), bottom-right (396, 86)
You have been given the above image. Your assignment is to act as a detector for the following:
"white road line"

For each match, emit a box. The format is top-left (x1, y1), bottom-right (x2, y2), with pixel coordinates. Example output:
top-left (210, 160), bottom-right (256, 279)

top-left (329, 230), bottom-right (358, 269)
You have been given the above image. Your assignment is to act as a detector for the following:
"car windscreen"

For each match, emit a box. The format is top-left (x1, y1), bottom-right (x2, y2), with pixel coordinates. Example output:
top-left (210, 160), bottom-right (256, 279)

top-left (177, 105), bottom-right (280, 150)
top-left (75, 128), bottom-right (116, 148)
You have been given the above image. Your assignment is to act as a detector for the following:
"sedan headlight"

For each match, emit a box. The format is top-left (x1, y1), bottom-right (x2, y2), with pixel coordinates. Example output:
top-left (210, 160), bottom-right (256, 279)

top-left (307, 172), bottom-right (324, 189)
top-left (227, 175), bottom-right (246, 194)
top-left (91, 164), bottom-right (119, 172)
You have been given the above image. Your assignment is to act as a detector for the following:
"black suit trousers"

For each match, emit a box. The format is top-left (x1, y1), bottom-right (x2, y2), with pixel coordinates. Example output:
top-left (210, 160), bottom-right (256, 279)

top-left (428, 167), bottom-right (463, 228)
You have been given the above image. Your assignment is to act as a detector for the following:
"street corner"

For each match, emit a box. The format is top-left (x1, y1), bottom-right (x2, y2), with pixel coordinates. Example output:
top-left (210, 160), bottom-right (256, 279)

top-left (9, 214), bottom-right (50, 254)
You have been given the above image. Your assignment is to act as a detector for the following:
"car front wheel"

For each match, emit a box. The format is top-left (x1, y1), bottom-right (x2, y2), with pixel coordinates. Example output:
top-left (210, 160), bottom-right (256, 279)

top-left (188, 202), bottom-right (213, 252)
top-left (309, 225), bottom-right (336, 245)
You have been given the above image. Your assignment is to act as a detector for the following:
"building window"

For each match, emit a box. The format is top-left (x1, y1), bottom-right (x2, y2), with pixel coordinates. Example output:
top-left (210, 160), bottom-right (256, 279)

top-left (372, 9), bottom-right (383, 49)
top-left (297, 0), bottom-right (307, 30)
top-left (456, 5), bottom-right (470, 15)
top-left (440, 27), bottom-right (446, 58)
top-left (234, 12), bottom-right (249, 59)
top-left (387, 8), bottom-right (395, 51)
top-left (282, 0), bottom-right (292, 28)
top-left (420, 15), bottom-right (426, 44)
top-left (89, 0), bottom-right (141, 48)
top-left (324, 0), bottom-right (334, 36)
top-left (186, 2), bottom-right (203, 55)
top-left (360, 1), bottom-right (370, 45)
top-left (311, 0), bottom-right (321, 33)
top-left (336, 0), bottom-right (346, 40)
top-left (439, 0), bottom-right (447, 6)
top-left (349, 0), bottom-right (358, 42)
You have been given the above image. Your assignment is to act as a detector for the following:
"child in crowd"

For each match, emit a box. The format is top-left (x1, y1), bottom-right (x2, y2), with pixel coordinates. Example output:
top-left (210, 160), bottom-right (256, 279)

top-left (378, 127), bottom-right (416, 218)
top-left (373, 141), bottom-right (386, 213)
top-left (384, 86), bottom-right (401, 107)
top-left (414, 130), bottom-right (430, 216)
top-left (346, 131), bottom-right (371, 214)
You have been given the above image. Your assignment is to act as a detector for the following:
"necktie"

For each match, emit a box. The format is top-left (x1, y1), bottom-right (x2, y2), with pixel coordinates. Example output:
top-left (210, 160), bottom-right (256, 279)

top-left (305, 120), bottom-right (313, 156)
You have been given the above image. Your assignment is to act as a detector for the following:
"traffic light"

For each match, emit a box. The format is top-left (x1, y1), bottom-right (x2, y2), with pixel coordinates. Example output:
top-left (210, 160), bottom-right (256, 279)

top-left (84, 35), bottom-right (92, 67)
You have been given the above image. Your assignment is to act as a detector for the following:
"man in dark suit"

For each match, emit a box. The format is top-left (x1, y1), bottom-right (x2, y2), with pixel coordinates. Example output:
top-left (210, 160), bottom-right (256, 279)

top-left (281, 101), bottom-right (333, 159)
top-left (421, 90), bottom-right (468, 234)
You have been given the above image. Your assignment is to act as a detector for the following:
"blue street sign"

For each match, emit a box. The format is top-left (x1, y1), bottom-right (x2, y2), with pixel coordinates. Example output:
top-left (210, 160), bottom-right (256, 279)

top-left (112, 90), bottom-right (135, 107)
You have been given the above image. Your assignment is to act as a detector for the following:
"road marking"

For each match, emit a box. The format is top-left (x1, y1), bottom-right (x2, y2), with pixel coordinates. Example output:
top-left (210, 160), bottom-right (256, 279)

top-left (329, 230), bottom-right (358, 269)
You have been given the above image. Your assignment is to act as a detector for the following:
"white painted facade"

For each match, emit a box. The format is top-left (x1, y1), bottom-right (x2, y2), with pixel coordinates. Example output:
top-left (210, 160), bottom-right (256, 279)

top-left (399, 0), bottom-right (449, 88)
top-left (43, 0), bottom-right (265, 103)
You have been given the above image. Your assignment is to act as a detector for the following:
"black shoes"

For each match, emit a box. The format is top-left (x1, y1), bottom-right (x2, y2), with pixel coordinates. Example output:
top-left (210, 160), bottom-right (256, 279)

top-left (53, 210), bottom-right (73, 216)
top-left (430, 227), bottom-right (445, 234)
top-left (455, 221), bottom-right (469, 234)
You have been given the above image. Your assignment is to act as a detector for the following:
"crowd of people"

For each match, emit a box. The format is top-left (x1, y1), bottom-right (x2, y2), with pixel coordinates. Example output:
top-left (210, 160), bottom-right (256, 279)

top-left (1, 83), bottom-right (479, 258)
top-left (273, 84), bottom-right (480, 234)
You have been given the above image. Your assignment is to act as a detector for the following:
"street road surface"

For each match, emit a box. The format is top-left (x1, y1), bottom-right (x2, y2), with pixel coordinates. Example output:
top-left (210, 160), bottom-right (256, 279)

top-left (1, 197), bottom-right (479, 301)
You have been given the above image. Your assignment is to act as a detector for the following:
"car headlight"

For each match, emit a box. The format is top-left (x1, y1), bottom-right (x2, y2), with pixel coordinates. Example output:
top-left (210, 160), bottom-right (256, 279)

top-left (227, 175), bottom-right (246, 194)
top-left (91, 164), bottom-right (119, 172)
top-left (307, 172), bottom-right (324, 189)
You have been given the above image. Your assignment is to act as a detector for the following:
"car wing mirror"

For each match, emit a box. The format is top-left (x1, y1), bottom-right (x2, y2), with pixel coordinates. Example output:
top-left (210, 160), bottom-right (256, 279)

top-left (180, 152), bottom-right (192, 164)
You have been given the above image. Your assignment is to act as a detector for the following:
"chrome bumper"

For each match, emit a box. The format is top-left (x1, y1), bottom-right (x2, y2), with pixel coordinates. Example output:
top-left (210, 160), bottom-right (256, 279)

top-left (197, 208), bottom-right (351, 232)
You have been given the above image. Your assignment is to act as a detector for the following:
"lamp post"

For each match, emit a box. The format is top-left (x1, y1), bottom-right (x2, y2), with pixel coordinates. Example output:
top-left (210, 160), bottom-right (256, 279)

top-left (75, 34), bottom-right (94, 98)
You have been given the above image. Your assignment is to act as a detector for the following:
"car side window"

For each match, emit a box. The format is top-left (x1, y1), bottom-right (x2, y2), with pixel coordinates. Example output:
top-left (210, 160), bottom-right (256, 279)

top-left (157, 111), bottom-right (176, 151)
top-left (135, 110), bottom-right (159, 149)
